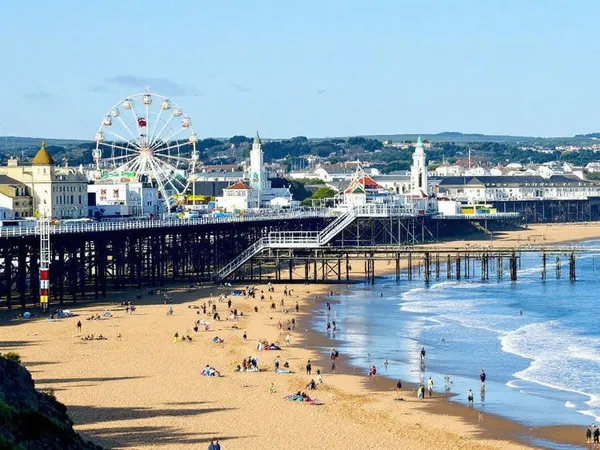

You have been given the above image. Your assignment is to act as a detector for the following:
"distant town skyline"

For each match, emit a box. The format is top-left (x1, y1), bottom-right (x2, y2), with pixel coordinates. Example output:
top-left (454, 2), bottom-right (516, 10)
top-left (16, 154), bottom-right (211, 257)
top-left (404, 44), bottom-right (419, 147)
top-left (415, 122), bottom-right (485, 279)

top-left (1, 0), bottom-right (600, 140)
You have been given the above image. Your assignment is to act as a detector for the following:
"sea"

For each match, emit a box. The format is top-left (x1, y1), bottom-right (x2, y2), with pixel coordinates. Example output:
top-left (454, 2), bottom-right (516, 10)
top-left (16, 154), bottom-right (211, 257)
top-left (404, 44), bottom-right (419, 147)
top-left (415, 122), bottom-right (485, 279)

top-left (311, 240), bottom-right (600, 440)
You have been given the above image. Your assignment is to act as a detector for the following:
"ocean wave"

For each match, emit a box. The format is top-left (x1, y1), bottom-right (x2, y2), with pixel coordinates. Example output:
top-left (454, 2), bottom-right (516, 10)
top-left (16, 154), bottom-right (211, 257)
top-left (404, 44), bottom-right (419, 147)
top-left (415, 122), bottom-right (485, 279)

top-left (501, 321), bottom-right (600, 420)
top-left (565, 401), bottom-right (576, 409)
top-left (577, 409), bottom-right (600, 422)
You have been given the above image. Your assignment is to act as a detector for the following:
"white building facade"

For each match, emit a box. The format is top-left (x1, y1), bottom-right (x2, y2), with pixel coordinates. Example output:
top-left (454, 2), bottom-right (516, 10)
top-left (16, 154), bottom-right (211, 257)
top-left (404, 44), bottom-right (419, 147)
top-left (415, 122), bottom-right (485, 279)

top-left (87, 182), bottom-right (159, 218)
top-left (438, 175), bottom-right (600, 203)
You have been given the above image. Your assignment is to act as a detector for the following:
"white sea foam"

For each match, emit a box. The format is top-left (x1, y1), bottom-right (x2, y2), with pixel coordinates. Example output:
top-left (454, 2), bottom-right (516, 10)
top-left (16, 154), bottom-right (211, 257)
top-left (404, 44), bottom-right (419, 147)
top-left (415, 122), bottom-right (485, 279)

top-left (565, 401), bottom-right (576, 409)
top-left (501, 321), bottom-right (600, 420)
top-left (577, 409), bottom-right (600, 422)
top-left (506, 379), bottom-right (521, 389)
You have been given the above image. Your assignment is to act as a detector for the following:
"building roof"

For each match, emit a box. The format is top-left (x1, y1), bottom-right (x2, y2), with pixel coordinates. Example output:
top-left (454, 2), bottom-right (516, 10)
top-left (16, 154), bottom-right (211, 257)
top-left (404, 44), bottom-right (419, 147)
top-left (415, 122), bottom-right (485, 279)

top-left (0, 175), bottom-right (25, 186)
top-left (343, 175), bottom-right (382, 194)
top-left (438, 175), bottom-right (595, 188)
top-left (31, 141), bottom-right (55, 166)
top-left (224, 180), bottom-right (251, 190)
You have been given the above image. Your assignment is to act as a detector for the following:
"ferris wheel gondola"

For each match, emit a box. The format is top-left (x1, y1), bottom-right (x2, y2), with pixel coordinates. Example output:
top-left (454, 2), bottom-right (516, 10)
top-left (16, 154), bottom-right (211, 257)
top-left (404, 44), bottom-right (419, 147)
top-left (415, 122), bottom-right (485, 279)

top-left (92, 91), bottom-right (200, 211)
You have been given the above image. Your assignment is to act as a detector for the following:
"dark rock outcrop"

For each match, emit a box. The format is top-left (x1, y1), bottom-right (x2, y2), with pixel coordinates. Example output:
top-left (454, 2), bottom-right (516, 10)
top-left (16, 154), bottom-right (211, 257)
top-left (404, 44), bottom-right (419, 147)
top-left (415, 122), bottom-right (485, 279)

top-left (0, 355), bottom-right (102, 450)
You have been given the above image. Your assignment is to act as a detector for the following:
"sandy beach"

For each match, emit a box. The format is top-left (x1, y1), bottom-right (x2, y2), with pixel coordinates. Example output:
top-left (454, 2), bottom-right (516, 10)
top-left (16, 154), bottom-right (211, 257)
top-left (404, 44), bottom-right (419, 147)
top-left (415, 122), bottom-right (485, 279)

top-left (1, 222), bottom-right (599, 450)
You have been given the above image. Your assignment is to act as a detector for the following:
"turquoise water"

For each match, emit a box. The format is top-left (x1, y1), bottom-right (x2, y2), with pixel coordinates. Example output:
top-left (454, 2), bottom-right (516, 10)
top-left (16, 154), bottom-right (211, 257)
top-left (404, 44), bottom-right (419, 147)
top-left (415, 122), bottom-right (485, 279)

top-left (312, 241), bottom-right (600, 430)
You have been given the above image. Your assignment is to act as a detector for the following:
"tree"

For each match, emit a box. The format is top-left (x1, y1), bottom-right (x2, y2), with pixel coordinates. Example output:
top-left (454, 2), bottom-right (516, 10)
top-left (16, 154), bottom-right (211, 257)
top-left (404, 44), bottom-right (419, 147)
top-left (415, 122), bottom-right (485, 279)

top-left (229, 135), bottom-right (251, 146)
top-left (300, 186), bottom-right (337, 206)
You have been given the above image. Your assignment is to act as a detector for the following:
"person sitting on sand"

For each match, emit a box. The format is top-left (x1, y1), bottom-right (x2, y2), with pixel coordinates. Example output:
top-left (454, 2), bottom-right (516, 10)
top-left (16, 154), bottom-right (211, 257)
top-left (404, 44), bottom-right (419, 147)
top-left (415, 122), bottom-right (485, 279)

top-left (269, 382), bottom-right (276, 393)
top-left (307, 379), bottom-right (317, 390)
top-left (213, 336), bottom-right (224, 344)
top-left (173, 332), bottom-right (179, 343)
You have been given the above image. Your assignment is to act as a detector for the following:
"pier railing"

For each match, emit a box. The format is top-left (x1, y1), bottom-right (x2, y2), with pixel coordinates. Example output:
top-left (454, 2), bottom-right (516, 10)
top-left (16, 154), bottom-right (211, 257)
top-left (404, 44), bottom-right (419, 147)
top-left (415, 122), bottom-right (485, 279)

top-left (0, 208), bottom-right (339, 238)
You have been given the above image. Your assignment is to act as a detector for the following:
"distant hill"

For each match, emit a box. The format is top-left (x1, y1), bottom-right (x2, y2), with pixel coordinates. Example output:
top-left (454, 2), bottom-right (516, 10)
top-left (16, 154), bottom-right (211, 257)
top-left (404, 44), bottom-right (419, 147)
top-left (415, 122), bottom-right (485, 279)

top-left (360, 132), bottom-right (536, 144)
top-left (355, 131), bottom-right (600, 146)
top-left (1, 136), bottom-right (91, 150)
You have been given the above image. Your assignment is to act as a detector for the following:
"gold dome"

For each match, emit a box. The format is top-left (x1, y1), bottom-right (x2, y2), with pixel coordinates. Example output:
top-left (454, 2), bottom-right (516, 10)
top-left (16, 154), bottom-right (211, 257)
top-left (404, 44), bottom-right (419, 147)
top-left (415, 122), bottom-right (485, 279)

top-left (31, 141), bottom-right (55, 166)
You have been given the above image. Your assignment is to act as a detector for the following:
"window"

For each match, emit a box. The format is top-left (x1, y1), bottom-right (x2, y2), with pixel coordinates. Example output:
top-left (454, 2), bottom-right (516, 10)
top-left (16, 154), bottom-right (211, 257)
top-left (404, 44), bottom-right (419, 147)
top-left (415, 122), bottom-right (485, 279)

top-left (78, 195), bottom-right (81, 204)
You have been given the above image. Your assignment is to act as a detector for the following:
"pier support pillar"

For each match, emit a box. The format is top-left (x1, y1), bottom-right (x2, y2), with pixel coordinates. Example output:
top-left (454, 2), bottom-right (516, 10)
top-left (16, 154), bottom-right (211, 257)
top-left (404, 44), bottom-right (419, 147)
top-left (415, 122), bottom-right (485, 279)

top-left (569, 253), bottom-right (576, 282)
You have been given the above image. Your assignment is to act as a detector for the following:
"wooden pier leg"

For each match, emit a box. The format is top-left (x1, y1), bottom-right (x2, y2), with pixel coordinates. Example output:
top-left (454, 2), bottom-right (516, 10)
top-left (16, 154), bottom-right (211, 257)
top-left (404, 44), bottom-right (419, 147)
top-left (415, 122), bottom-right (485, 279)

top-left (435, 254), bottom-right (440, 280)
top-left (346, 254), bottom-right (350, 283)
top-left (289, 259), bottom-right (293, 281)
top-left (456, 255), bottom-right (461, 280)
top-left (541, 253), bottom-right (546, 281)
top-left (497, 256), bottom-right (503, 279)
top-left (370, 255), bottom-right (375, 285)
top-left (408, 253), bottom-right (413, 281)
top-left (465, 255), bottom-right (470, 279)
top-left (424, 252), bottom-right (430, 283)
top-left (510, 252), bottom-right (517, 281)
top-left (447, 254), bottom-right (451, 279)
top-left (395, 253), bottom-right (400, 283)
top-left (556, 257), bottom-right (561, 279)
top-left (569, 253), bottom-right (576, 282)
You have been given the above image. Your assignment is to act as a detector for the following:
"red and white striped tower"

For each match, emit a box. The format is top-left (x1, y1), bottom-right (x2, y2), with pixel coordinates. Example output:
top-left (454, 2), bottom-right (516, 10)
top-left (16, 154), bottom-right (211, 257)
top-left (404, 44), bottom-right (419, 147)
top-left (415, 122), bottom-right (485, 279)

top-left (39, 219), bottom-right (51, 311)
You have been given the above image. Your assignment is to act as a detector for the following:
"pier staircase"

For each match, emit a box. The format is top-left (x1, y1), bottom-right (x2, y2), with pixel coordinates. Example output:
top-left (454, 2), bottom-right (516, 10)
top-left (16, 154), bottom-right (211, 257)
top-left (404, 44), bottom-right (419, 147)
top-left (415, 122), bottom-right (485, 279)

top-left (215, 204), bottom-right (418, 281)
top-left (215, 207), bottom-right (359, 280)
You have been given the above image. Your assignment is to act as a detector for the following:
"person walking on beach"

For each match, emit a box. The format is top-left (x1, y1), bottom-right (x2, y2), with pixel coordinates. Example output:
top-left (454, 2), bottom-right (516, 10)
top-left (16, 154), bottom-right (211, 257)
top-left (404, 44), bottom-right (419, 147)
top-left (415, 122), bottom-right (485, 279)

top-left (594, 425), bottom-right (600, 444)
top-left (396, 379), bottom-right (402, 396)
top-left (306, 360), bottom-right (312, 375)
top-left (76, 320), bottom-right (82, 333)
top-left (384, 359), bottom-right (389, 370)
top-left (467, 389), bottom-right (474, 407)
top-left (427, 377), bottom-right (434, 397)
top-left (480, 369), bottom-right (486, 390)
top-left (586, 426), bottom-right (592, 444)
top-left (444, 374), bottom-right (451, 393)
top-left (420, 347), bottom-right (426, 364)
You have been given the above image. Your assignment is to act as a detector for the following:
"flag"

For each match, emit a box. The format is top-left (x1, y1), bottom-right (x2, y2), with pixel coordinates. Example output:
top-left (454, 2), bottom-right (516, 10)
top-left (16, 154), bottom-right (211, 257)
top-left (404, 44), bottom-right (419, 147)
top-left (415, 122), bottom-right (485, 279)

top-left (138, 117), bottom-right (147, 127)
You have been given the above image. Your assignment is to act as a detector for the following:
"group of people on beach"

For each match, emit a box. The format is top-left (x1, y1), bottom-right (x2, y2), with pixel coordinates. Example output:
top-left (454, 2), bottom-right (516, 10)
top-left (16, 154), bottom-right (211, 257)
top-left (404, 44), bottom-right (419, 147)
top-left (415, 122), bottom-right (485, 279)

top-left (587, 424), bottom-right (600, 444)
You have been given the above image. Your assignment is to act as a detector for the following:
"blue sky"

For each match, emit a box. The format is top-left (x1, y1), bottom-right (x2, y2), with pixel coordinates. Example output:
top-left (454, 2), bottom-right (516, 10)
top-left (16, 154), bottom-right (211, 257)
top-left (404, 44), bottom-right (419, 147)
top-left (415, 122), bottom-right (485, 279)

top-left (1, 0), bottom-right (599, 140)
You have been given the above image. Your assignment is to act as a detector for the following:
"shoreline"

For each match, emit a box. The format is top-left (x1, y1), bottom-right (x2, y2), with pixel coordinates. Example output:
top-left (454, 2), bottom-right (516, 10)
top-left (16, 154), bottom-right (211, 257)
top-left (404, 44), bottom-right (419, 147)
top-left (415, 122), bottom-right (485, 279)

top-left (300, 293), bottom-right (585, 449)
top-left (1, 223), bottom-right (599, 449)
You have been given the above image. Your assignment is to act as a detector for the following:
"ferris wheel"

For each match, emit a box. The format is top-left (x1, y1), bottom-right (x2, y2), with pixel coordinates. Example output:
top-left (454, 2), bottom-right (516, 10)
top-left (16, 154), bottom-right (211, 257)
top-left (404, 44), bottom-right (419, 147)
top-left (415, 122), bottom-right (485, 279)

top-left (93, 91), bottom-right (199, 210)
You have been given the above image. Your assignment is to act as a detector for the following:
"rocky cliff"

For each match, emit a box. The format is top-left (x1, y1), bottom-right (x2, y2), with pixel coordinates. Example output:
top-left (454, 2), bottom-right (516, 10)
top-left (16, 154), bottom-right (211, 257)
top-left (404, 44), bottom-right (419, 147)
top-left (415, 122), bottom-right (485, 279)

top-left (0, 354), bottom-right (102, 450)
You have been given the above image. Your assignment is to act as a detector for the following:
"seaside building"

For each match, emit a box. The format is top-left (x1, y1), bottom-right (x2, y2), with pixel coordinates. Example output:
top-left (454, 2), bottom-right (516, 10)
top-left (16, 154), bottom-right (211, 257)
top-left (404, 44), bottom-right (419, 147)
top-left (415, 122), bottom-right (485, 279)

top-left (410, 136), bottom-right (428, 195)
top-left (0, 142), bottom-right (88, 219)
top-left (438, 175), bottom-right (600, 203)
top-left (216, 132), bottom-right (293, 211)
top-left (341, 169), bottom-right (391, 206)
top-left (87, 182), bottom-right (159, 218)
top-left (0, 175), bottom-right (33, 219)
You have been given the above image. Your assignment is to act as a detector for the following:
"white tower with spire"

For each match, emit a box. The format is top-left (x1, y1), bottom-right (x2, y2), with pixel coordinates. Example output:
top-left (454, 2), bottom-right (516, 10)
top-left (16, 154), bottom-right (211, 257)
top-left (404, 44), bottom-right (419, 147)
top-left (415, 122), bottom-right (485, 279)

top-left (249, 130), bottom-right (267, 191)
top-left (410, 136), bottom-right (428, 193)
